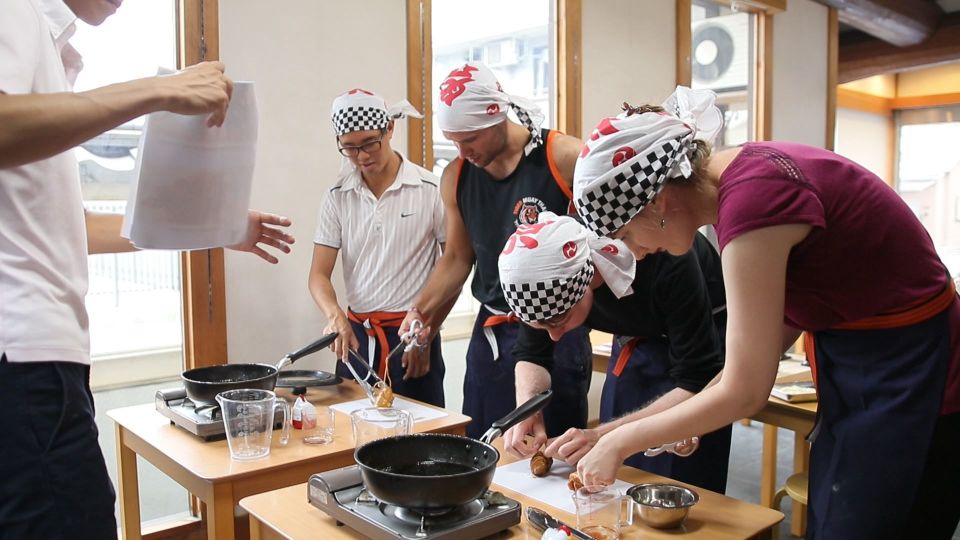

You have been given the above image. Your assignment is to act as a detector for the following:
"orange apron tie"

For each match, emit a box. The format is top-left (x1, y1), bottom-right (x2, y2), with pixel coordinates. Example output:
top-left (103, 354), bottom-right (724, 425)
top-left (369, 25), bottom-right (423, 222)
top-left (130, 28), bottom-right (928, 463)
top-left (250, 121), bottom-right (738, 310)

top-left (483, 313), bottom-right (520, 327)
top-left (480, 305), bottom-right (520, 361)
top-left (804, 279), bottom-right (957, 388)
top-left (347, 309), bottom-right (407, 384)
top-left (612, 337), bottom-right (643, 377)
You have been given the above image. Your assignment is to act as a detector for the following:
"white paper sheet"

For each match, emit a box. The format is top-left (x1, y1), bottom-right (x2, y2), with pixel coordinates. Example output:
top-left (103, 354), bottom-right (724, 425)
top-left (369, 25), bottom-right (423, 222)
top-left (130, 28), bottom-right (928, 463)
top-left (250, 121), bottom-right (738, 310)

top-left (122, 81), bottom-right (258, 250)
top-left (493, 458), bottom-right (632, 514)
top-left (330, 397), bottom-right (448, 423)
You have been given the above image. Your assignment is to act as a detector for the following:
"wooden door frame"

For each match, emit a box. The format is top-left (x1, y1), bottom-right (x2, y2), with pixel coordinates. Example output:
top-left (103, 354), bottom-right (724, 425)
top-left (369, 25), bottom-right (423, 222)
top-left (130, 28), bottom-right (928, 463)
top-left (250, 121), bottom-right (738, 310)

top-left (178, 0), bottom-right (228, 373)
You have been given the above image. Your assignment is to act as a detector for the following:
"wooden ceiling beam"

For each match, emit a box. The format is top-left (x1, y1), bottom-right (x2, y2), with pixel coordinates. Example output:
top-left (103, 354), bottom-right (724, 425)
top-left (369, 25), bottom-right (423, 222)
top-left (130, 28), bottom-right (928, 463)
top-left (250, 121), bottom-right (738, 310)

top-left (813, 0), bottom-right (943, 46)
top-left (838, 13), bottom-right (960, 83)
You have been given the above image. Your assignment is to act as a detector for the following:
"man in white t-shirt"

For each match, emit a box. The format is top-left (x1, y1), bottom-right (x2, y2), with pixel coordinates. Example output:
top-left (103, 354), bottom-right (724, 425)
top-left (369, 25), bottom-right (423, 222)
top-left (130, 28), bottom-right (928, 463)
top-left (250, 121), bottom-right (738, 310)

top-left (308, 89), bottom-right (450, 406)
top-left (0, 1), bottom-right (294, 537)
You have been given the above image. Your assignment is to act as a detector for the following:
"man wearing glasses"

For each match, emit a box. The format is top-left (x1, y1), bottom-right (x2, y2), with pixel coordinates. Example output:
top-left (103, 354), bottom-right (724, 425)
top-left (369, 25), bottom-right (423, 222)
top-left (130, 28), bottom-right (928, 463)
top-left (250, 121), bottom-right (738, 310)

top-left (309, 88), bottom-right (449, 406)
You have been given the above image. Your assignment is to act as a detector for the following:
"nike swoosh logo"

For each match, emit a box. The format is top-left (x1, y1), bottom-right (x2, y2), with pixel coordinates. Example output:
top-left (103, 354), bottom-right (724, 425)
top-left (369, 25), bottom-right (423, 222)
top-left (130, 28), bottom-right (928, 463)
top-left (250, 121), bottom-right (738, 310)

top-left (401, 212), bottom-right (416, 218)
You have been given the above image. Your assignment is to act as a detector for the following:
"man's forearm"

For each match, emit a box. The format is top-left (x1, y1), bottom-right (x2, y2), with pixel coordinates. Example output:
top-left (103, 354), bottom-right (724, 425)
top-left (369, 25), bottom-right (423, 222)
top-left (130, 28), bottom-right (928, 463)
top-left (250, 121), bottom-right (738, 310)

top-left (414, 254), bottom-right (472, 327)
top-left (0, 79), bottom-right (165, 169)
top-left (515, 361), bottom-right (552, 402)
top-left (85, 211), bottom-right (136, 254)
top-left (309, 274), bottom-right (347, 324)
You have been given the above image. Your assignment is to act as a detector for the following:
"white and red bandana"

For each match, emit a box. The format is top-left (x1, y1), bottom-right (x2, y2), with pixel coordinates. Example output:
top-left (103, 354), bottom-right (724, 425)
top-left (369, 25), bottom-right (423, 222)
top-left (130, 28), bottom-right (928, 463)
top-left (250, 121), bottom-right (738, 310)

top-left (573, 86), bottom-right (723, 236)
top-left (330, 88), bottom-right (422, 137)
top-left (498, 212), bottom-right (636, 323)
top-left (436, 62), bottom-right (544, 155)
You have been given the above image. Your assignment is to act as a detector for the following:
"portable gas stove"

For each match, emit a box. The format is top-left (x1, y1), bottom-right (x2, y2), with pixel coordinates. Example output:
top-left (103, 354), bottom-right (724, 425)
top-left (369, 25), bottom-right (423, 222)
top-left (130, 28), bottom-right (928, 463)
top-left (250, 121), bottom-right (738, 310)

top-left (308, 465), bottom-right (521, 539)
top-left (154, 387), bottom-right (284, 441)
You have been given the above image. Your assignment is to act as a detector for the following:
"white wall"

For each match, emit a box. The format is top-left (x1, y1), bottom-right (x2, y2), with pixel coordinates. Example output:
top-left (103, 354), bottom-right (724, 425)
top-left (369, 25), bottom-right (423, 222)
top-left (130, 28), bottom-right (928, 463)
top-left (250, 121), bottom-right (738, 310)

top-left (581, 0), bottom-right (677, 137)
top-left (218, 0), bottom-right (408, 373)
top-left (772, 0), bottom-right (828, 147)
top-left (835, 108), bottom-right (891, 182)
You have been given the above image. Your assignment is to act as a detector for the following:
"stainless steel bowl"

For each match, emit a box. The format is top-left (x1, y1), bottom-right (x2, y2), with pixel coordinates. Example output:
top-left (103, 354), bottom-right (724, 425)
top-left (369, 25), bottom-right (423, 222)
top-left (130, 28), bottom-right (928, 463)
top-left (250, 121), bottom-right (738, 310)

top-left (627, 483), bottom-right (699, 529)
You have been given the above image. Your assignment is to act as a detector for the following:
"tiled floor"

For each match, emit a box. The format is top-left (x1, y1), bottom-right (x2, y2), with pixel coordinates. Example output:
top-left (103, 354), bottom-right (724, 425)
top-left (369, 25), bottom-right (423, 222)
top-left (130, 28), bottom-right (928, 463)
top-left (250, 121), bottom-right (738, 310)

top-left (93, 382), bottom-right (960, 538)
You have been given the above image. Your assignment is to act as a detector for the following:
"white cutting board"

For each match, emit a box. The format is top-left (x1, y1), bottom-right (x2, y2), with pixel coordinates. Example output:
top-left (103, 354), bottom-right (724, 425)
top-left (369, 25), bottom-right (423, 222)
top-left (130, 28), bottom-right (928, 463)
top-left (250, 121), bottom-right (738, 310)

top-left (493, 458), bottom-right (632, 514)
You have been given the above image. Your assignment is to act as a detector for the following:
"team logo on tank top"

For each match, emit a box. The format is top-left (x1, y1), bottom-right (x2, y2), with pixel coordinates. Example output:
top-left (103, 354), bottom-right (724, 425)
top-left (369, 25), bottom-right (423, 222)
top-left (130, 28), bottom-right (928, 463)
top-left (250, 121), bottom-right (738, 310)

top-left (513, 196), bottom-right (548, 226)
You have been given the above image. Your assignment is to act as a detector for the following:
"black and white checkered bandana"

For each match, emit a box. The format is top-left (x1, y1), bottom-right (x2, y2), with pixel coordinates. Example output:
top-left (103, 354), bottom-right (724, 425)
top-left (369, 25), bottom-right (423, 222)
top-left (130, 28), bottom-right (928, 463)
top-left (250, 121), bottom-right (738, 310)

top-left (574, 86), bottom-right (723, 237)
top-left (502, 259), bottom-right (595, 324)
top-left (332, 106), bottom-right (388, 136)
top-left (577, 138), bottom-right (683, 236)
top-left (330, 89), bottom-right (423, 137)
top-left (510, 103), bottom-right (543, 152)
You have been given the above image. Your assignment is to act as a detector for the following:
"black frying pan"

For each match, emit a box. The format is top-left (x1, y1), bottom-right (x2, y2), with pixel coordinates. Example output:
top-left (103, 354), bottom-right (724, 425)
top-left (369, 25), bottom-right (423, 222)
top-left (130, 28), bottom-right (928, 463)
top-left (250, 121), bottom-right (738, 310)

top-left (354, 389), bottom-right (553, 510)
top-left (181, 332), bottom-right (338, 406)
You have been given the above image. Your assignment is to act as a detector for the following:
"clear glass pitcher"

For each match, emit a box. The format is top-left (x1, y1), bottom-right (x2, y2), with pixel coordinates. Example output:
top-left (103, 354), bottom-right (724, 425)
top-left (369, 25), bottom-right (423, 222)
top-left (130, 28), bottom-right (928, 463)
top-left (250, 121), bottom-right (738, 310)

top-left (350, 407), bottom-right (414, 446)
top-left (216, 389), bottom-right (290, 460)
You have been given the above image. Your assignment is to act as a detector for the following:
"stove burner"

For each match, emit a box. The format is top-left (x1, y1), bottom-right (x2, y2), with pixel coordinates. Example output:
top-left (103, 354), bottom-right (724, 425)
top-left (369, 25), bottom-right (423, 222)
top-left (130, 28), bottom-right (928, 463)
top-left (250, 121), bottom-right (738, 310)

top-left (155, 387), bottom-right (282, 441)
top-left (308, 465), bottom-right (520, 540)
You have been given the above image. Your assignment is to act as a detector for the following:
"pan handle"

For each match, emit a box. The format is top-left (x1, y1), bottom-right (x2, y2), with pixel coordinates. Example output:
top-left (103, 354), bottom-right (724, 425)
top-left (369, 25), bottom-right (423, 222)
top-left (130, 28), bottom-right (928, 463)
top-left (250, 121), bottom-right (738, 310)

top-left (277, 332), bottom-right (339, 370)
top-left (480, 389), bottom-right (553, 444)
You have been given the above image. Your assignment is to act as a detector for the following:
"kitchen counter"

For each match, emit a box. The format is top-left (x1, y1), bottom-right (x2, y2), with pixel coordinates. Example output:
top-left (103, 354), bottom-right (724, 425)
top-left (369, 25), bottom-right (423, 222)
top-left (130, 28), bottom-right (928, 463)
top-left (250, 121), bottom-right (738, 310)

top-left (108, 382), bottom-right (470, 540)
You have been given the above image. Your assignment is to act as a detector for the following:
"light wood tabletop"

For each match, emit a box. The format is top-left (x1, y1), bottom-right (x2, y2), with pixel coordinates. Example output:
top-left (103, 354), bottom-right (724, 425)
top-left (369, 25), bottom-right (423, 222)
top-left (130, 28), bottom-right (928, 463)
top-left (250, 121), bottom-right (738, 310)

top-left (108, 382), bottom-right (470, 540)
top-left (590, 333), bottom-right (816, 537)
top-left (240, 439), bottom-right (783, 540)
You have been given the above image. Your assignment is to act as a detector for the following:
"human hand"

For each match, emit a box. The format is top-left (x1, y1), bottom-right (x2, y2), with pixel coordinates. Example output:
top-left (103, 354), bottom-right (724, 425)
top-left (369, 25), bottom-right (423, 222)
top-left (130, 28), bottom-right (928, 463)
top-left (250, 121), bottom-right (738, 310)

top-left (324, 316), bottom-right (357, 363)
top-left (543, 426), bottom-right (600, 466)
top-left (227, 210), bottom-right (294, 264)
top-left (503, 412), bottom-right (547, 459)
top-left (576, 435), bottom-right (623, 488)
top-left (401, 341), bottom-right (431, 380)
top-left (158, 61), bottom-right (234, 127)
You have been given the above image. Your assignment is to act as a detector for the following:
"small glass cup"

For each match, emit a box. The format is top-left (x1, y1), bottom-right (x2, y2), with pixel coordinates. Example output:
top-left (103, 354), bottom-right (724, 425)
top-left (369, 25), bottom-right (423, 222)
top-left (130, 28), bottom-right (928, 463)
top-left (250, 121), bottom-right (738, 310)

top-left (572, 485), bottom-right (634, 540)
top-left (302, 405), bottom-right (336, 445)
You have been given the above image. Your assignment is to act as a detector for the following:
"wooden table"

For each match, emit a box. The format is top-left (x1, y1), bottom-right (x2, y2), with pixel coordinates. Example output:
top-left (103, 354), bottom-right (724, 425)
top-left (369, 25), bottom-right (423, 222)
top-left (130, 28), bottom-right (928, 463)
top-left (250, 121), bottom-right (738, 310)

top-left (591, 332), bottom-right (817, 536)
top-left (108, 383), bottom-right (470, 540)
top-left (241, 439), bottom-right (783, 539)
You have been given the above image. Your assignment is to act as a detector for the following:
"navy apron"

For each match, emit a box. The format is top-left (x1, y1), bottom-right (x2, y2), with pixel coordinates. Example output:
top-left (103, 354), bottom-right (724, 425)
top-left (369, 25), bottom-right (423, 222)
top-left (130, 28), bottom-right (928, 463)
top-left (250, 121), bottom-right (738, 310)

top-left (336, 318), bottom-right (445, 408)
top-left (806, 308), bottom-right (957, 539)
top-left (462, 306), bottom-right (591, 439)
top-left (600, 336), bottom-right (731, 494)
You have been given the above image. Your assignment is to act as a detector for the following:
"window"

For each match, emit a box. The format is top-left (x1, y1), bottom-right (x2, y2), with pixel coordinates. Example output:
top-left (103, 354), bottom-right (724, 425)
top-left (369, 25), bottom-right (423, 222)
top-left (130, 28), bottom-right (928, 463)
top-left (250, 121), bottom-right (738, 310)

top-left (430, 0), bottom-right (558, 327)
top-left (690, 0), bottom-right (756, 148)
top-left (894, 105), bottom-right (960, 281)
top-left (73, 3), bottom-right (184, 369)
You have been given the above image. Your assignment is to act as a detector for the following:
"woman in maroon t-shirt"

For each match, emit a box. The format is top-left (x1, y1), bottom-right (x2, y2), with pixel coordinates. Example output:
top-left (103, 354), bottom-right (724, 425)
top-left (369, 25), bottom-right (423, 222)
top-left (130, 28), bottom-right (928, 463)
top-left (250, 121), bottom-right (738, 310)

top-left (569, 87), bottom-right (960, 539)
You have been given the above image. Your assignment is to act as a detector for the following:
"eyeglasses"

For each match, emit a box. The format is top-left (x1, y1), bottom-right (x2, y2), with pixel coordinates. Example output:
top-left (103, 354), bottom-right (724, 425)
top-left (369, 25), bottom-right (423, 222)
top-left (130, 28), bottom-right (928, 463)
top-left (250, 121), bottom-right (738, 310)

top-left (338, 137), bottom-right (383, 157)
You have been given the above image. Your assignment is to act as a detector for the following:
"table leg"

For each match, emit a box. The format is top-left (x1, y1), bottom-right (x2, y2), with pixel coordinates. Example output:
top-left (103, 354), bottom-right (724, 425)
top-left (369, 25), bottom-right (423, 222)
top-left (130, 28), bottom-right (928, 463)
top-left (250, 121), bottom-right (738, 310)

top-left (790, 436), bottom-right (810, 537)
top-left (760, 423), bottom-right (778, 507)
top-left (115, 424), bottom-right (142, 540)
top-left (206, 483), bottom-right (235, 540)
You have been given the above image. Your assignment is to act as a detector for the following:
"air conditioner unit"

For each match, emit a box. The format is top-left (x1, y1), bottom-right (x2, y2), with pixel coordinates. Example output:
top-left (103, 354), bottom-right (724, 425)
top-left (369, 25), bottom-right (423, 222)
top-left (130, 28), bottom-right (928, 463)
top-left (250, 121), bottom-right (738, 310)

top-left (691, 14), bottom-right (750, 92)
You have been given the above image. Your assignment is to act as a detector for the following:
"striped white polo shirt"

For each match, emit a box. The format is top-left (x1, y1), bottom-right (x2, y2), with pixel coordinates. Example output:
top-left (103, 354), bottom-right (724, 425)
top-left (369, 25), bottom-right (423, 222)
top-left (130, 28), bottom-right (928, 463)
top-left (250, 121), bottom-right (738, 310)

top-left (313, 155), bottom-right (446, 313)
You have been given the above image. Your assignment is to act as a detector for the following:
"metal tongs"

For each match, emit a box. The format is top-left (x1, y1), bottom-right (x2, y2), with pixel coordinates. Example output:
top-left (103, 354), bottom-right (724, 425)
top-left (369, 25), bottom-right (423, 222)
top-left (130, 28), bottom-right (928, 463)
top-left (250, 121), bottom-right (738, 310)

top-left (384, 319), bottom-right (425, 361)
top-left (342, 320), bottom-right (425, 407)
top-left (342, 349), bottom-right (389, 407)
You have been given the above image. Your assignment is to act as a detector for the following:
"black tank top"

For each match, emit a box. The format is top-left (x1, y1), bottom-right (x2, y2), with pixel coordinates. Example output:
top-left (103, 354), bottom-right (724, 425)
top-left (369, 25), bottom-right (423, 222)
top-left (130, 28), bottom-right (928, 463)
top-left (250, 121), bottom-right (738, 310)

top-left (456, 128), bottom-right (572, 312)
